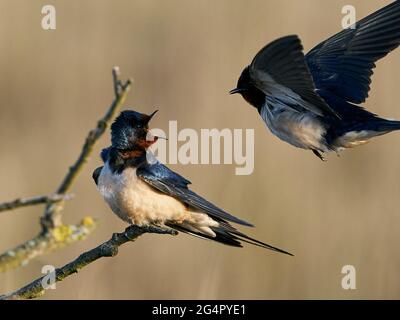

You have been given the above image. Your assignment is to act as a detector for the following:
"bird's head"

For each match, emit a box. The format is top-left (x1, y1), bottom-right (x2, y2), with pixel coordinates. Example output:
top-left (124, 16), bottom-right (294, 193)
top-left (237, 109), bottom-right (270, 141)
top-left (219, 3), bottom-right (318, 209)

top-left (111, 109), bottom-right (159, 151)
top-left (229, 66), bottom-right (252, 95)
top-left (229, 66), bottom-right (265, 110)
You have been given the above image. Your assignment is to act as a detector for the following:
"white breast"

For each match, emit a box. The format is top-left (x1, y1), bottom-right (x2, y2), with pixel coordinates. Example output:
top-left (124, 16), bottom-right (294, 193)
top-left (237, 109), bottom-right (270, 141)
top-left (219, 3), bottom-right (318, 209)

top-left (260, 105), bottom-right (328, 151)
top-left (97, 163), bottom-right (218, 236)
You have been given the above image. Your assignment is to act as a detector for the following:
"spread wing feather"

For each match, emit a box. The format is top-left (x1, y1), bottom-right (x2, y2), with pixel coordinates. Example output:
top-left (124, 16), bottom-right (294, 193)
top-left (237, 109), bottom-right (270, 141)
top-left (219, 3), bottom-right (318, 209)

top-left (306, 1), bottom-right (400, 104)
top-left (249, 35), bottom-right (339, 117)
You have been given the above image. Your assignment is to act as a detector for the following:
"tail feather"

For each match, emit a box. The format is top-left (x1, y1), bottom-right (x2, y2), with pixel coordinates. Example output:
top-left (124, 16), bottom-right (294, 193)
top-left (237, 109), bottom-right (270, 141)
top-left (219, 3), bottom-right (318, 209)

top-left (374, 119), bottom-right (400, 132)
top-left (225, 228), bottom-right (293, 256)
top-left (165, 221), bottom-right (292, 256)
top-left (166, 222), bottom-right (243, 247)
top-left (342, 119), bottom-right (400, 133)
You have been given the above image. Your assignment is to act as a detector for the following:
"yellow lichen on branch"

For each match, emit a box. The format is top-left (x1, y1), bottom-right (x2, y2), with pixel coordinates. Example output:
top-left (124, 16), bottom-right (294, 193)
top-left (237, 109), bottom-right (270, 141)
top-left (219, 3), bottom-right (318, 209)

top-left (1, 225), bottom-right (177, 300)
top-left (0, 217), bottom-right (98, 273)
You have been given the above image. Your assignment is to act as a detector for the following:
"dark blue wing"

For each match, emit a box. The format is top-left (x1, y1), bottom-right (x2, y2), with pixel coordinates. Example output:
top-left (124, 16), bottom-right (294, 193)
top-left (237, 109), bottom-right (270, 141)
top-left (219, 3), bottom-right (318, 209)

top-left (306, 1), bottom-right (400, 104)
top-left (138, 161), bottom-right (191, 188)
top-left (136, 162), bottom-right (253, 227)
top-left (249, 35), bottom-right (339, 117)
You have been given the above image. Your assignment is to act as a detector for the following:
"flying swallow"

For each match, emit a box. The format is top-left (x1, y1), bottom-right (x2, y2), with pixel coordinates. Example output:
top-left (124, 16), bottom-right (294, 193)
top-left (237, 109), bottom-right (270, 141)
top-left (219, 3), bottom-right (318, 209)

top-left (93, 110), bottom-right (292, 255)
top-left (230, 1), bottom-right (400, 160)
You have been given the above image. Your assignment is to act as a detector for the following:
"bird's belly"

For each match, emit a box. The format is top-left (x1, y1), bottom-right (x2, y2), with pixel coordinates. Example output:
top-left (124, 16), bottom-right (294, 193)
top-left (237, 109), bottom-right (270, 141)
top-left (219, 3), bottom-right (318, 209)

top-left (97, 164), bottom-right (189, 225)
top-left (261, 108), bottom-right (328, 151)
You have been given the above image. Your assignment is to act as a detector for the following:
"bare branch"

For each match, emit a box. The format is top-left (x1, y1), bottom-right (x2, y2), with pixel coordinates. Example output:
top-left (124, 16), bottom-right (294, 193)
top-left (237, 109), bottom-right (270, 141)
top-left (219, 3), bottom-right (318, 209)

top-left (0, 67), bottom-right (132, 273)
top-left (112, 66), bottom-right (121, 96)
top-left (0, 194), bottom-right (73, 213)
top-left (0, 225), bottom-right (178, 300)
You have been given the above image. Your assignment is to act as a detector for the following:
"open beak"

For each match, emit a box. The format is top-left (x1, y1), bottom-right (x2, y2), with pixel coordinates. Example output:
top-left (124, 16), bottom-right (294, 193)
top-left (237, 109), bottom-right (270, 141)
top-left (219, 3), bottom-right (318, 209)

top-left (142, 132), bottom-right (168, 147)
top-left (156, 136), bottom-right (168, 140)
top-left (229, 88), bottom-right (244, 94)
top-left (146, 109), bottom-right (159, 123)
top-left (144, 110), bottom-right (168, 145)
top-left (140, 131), bottom-right (159, 148)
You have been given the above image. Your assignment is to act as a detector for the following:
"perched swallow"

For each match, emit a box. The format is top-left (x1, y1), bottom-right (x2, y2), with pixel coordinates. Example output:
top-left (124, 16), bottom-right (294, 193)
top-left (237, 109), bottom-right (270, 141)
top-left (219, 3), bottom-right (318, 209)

top-left (231, 1), bottom-right (400, 160)
top-left (93, 110), bottom-right (291, 255)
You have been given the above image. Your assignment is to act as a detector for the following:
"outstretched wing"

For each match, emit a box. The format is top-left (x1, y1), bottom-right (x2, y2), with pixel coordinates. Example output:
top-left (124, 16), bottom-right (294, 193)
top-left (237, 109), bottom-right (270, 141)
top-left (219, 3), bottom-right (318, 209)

top-left (306, 1), bottom-right (400, 104)
top-left (136, 162), bottom-right (253, 227)
top-left (249, 35), bottom-right (339, 117)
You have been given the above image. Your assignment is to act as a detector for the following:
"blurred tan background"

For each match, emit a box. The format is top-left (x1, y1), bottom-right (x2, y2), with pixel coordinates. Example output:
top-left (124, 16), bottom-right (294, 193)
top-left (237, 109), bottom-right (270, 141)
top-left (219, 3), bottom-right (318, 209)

top-left (0, 0), bottom-right (399, 299)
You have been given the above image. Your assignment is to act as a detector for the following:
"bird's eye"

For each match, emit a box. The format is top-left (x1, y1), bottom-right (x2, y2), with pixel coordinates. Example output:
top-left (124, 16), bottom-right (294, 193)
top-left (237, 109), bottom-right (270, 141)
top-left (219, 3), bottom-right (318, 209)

top-left (136, 124), bottom-right (142, 129)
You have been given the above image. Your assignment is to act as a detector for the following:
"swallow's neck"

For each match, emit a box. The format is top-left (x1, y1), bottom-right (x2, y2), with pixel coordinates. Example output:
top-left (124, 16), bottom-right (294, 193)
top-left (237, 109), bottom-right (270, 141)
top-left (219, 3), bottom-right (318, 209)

top-left (107, 146), bottom-right (148, 173)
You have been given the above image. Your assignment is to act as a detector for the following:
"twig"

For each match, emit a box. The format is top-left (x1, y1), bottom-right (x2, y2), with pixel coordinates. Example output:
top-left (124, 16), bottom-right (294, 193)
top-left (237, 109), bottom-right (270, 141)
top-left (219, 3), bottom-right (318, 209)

top-left (0, 194), bottom-right (73, 213)
top-left (0, 225), bottom-right (178, 300)
top-left (0, 67), bottom-right (132, 273)
top-left (41, 67), bottom-right (132, 231)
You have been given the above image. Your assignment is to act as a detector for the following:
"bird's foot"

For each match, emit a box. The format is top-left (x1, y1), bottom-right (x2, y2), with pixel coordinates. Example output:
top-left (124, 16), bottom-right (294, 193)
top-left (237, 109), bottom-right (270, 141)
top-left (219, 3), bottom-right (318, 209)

top-left (124, 223), bottom-right (178, 240)
top-left (312, 150), bottom-right (326, 161)
top-left (124, 225), bottom-right (141, 240)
